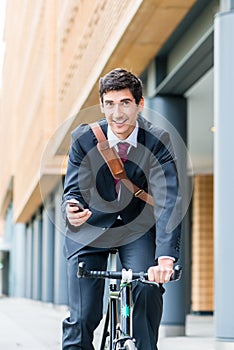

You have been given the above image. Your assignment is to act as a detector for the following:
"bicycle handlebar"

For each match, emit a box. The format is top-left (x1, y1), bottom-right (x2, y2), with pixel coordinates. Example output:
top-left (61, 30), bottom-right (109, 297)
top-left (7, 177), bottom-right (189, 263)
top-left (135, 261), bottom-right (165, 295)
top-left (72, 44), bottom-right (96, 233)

top-left (77, 262), bottom-right (182, 282)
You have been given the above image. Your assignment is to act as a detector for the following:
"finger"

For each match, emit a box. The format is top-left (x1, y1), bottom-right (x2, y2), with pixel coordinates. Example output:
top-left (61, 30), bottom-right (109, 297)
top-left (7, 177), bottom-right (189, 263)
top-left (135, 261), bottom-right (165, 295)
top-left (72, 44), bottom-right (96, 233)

top-left (164, 270), bottom-right (173, 283)
top-left (70, 218), bottom-right (83, 227)
top-left (159, 271), bottom-right (165, 284)
top-left (67, 205), bottom-right (82, 214)
top-left (148, 267), bottom-right (155, 282)
top-left (66, 205), bottom-right (77, 215)
top-left (160, 269), bottom-right (173, 283)
top-left (68, 210), bottom-right (92, 226)
top-left (67, 209), bottom-right (90, 219)
top-left (148, 266), bottom-right (160, 282)
top-left (78, 209), bottom-right (91, 218)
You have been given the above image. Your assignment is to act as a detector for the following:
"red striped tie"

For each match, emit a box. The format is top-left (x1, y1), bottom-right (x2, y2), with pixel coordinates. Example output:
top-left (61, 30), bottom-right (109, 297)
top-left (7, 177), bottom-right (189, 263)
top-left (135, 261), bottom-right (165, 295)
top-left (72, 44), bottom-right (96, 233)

top-left (115, 142), bottom-right (130, 195)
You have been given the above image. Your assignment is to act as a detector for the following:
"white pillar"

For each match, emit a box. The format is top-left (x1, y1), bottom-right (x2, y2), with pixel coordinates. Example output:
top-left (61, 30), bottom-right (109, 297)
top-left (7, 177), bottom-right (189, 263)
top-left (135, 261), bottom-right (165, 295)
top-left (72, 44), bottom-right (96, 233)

top-left (11, 223), bottom-right (26, 297)
top-left (41, 201), bottom-right (55, 302)
top-left (25, 224), bottom-right (33, 298)
top-left (53, 185), bottom-right (68, 305)
top-left (32, 214), bottom-right (42, 300)
top-left (214, 6), bottom-right (234, 349)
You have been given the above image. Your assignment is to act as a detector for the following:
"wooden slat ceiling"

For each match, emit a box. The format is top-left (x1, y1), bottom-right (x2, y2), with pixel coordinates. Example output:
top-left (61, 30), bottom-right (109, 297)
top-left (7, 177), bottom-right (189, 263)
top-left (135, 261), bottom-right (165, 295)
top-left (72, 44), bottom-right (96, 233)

top-left (56, 0), bottom-right (197, 156)
top-left (83, 0), bottom-right (197, 108)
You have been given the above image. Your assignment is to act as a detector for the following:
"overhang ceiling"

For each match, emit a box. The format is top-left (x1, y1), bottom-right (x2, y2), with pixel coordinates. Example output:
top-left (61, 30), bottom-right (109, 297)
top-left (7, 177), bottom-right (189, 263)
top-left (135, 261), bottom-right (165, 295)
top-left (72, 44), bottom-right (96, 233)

top-left (56, 0), bottom-right (197, 156)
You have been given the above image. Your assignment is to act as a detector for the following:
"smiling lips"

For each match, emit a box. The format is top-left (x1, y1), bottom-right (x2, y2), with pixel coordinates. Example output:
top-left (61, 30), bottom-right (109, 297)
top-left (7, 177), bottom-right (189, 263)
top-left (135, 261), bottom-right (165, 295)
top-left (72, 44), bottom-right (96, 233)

top-left (112, 118), bottom-right (128, 126)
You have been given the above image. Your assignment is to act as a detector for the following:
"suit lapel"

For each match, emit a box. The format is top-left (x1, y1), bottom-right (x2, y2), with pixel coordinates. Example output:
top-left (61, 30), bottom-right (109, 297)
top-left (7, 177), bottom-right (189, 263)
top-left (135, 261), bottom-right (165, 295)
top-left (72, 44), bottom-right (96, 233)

top-left (99, 121), bottom-right (117, 199)
top-left (100, 163), bottom-right (116, 199)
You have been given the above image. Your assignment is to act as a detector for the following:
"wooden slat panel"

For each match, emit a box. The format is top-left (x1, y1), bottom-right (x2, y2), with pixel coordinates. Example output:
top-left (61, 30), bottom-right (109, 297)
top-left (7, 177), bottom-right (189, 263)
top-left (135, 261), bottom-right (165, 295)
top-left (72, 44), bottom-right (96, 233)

top-left (191, 175), bottom-right (214, 312)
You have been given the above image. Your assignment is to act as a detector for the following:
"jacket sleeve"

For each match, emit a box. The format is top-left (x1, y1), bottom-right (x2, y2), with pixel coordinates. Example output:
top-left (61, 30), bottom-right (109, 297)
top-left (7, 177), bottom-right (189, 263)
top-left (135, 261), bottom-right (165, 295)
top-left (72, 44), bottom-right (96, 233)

top-left (149, 130), bottom-right (182, 261)
top-left (61, 125), bottom-right (93, 223)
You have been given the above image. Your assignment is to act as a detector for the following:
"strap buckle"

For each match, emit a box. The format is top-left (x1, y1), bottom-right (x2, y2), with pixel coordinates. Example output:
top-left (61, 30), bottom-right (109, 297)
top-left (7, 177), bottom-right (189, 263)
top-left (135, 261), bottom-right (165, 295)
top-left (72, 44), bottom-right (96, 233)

top-left (134, 189), bottom-right (144, 198)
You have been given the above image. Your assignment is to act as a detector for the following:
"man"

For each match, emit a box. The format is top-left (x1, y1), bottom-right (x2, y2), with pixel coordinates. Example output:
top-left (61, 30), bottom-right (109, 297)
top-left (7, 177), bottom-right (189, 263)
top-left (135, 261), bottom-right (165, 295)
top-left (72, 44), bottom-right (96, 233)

top-left (61, 68), bottom-right (181, 349)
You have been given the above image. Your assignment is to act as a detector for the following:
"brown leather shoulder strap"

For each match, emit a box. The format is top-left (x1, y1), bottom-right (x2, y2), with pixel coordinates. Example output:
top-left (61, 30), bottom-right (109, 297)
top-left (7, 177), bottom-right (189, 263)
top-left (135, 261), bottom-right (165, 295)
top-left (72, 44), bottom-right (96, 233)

top-left (90, 122), bottom-right (125, 177)
top-left (90, 122), bottom-right (107, 143)
top-left (90, 122), bottom-right (154, 206)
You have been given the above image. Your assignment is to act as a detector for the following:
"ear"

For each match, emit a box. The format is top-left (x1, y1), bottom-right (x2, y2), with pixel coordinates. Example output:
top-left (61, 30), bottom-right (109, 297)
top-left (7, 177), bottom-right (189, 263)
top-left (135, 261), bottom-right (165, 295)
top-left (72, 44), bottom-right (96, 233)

top-left (138, 97), bottom-right (144, 112)
top-left (100, 100), bottom-right (105, 113)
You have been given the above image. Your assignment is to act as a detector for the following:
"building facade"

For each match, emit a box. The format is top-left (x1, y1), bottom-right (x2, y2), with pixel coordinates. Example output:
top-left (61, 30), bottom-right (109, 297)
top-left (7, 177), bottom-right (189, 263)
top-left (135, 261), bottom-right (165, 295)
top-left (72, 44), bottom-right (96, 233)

top-left (0, 0), bottom-right (234, 348)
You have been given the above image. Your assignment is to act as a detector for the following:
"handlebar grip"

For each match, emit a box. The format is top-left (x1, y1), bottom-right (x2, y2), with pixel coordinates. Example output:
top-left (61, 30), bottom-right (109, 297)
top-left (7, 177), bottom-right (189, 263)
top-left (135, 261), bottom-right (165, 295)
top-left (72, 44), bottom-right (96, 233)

top-left (77, 262), bottom-right (123, 279)
top-left (170, 265), bottom-right (182, 281)
top-left (77, 261), bottom-right (86, 278)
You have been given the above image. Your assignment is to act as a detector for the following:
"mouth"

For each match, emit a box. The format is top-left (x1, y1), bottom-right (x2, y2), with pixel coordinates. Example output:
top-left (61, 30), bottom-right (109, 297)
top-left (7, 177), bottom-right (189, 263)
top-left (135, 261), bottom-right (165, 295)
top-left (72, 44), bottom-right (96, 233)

top-left (112, 119), bottom-right (128, 127)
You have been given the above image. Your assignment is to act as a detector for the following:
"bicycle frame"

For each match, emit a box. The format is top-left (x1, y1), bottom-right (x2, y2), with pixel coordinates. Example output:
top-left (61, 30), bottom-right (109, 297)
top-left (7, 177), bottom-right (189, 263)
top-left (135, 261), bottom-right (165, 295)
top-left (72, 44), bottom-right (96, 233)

top-left (77, 262), bottom-right (182, 350)
top-left (100, 283), bottom-right (119, 350)
top-left (100, 271), bottom-right (136, 349)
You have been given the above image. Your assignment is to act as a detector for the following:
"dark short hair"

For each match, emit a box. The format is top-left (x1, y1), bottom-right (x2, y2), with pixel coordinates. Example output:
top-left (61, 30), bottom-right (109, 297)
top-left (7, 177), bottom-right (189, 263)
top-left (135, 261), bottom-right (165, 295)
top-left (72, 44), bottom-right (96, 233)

top-left (99, 68), bottom-right (143, 105)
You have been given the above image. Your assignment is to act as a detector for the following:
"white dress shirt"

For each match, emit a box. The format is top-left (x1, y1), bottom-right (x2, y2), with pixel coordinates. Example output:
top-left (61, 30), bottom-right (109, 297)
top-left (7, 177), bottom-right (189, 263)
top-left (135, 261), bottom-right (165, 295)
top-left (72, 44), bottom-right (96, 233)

top-left (107, 121), bottom-right (138, 150)
top-left (107, 123), bottom-right (174, 263)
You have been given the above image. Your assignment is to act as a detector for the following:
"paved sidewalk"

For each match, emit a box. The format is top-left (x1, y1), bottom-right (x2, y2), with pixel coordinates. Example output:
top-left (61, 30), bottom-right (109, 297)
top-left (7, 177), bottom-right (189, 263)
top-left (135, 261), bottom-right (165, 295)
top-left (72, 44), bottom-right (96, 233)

top-left (159, 314), bottom-right (214, 350)
top-left (0, 296), bottom-right (215, 349)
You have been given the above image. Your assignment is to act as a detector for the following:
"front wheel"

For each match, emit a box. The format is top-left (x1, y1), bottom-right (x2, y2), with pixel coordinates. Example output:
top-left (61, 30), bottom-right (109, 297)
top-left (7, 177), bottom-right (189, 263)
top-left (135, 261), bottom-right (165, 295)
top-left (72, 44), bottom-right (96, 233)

top-left (123, 339), bottom-right (137, 350)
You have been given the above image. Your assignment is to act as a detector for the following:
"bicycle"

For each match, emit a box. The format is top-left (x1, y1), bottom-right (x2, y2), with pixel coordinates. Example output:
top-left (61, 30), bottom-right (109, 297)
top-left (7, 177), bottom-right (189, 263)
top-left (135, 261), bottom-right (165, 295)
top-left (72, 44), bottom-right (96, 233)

top-left (77, 261), bottom-right (182, 350)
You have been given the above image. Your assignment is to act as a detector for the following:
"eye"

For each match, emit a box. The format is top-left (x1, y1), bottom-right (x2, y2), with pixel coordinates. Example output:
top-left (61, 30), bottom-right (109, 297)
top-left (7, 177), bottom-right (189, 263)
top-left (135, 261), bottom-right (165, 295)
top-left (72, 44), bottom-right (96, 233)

top-left (105, 101), bottom-right (114, 107)
top-left (122, 100), bottom-right (131, 106)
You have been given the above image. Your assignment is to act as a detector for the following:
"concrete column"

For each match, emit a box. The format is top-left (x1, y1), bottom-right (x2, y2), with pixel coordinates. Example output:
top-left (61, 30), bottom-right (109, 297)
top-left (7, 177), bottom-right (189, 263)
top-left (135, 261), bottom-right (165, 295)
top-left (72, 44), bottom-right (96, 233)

top-left (2, 205), bottom-right (13, 296)
top-left (25, 224), bottom-right (33, 298)
top-left (41, 201), bottom-right (55, 302)
top-left (53, 185), bottom-right (68, 305)
top-left (214, 5), bottom-right (234, 349)
top-left (10, 223), bottom-right (26, 297)
top-left (1, 251), bottom-right (9, 295)
top-left (220, 0), bottom-right (234, 11)
top-left (145, 96), bottom-right (189, 336)
top-left (32, 214), bottom-right (42, 300)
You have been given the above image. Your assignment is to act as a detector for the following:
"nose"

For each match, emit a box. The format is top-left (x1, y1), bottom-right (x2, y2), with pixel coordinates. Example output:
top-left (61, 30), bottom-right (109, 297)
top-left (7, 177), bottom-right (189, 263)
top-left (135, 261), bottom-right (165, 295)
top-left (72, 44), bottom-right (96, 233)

top-left (112, 103), bottom-right (122, 117)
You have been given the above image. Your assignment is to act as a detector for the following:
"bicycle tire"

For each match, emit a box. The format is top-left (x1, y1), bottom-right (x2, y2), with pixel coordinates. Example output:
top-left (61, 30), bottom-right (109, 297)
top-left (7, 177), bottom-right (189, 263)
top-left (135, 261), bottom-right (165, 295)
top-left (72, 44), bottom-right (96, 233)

top-left (123, 339), bottom-right (137, 350)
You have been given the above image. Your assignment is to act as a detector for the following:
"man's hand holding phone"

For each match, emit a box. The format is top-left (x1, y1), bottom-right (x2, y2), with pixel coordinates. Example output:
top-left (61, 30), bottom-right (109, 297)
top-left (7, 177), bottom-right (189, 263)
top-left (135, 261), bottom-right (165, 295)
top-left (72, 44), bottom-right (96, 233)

top-left (66, 199), bottom-right (92, 227)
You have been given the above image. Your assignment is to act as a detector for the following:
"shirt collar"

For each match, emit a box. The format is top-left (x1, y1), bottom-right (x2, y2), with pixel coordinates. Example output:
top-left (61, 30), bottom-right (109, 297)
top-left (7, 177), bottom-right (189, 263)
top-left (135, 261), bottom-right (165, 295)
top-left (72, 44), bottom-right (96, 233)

top-left (107, 121), bottom-right (139, 148)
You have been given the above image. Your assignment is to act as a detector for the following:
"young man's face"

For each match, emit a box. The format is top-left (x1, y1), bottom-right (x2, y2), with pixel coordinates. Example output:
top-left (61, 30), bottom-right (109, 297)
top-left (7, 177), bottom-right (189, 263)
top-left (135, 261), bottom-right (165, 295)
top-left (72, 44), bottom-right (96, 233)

top-left (101, 88), bottom-right (144, 140)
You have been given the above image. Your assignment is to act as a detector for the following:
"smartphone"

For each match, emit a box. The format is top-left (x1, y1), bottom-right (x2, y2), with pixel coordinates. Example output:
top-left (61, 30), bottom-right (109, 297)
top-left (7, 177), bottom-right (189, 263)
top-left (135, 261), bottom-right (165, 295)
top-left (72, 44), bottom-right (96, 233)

top-left (66, 200), bottom-right (84, 211)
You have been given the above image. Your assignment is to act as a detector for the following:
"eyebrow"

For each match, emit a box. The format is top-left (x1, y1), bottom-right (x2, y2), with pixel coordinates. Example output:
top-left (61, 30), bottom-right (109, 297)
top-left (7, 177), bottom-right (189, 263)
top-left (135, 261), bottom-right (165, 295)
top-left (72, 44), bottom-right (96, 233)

top-left (104, 98), bottom-right (133, 103)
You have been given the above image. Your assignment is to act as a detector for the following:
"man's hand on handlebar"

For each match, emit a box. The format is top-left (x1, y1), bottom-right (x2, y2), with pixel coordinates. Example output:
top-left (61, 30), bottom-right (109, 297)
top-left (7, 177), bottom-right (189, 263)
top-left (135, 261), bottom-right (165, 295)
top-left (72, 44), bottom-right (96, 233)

top-left (147, 258), bottom-right (174, 284)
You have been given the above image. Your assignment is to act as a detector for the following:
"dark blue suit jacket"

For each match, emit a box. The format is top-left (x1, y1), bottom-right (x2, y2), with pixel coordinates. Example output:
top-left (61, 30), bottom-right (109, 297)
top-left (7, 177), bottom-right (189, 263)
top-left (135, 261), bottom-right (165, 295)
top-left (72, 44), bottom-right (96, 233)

top-left (62, 115), bottom-right (181, 260)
